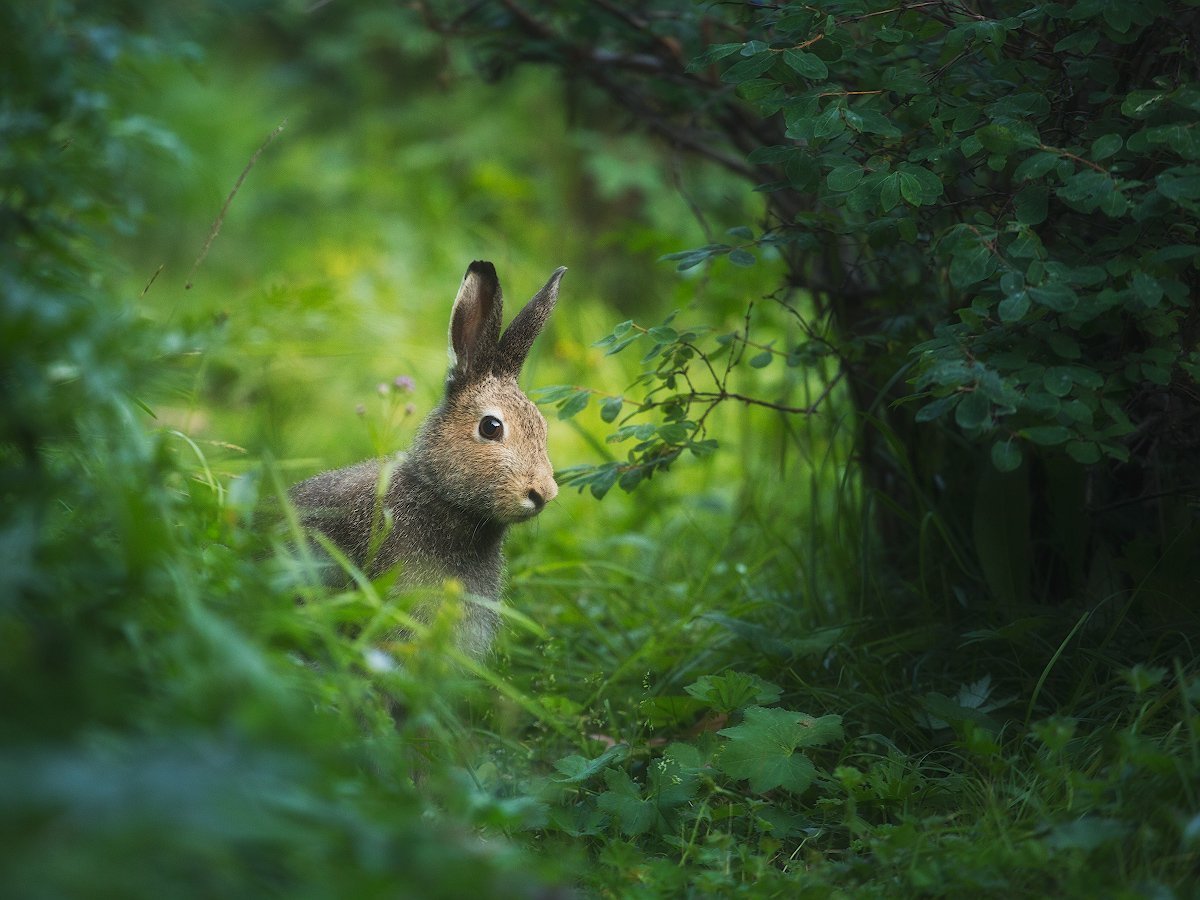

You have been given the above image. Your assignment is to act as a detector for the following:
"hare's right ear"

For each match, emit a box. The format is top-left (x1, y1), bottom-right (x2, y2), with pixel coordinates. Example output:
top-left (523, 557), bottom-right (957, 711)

top-left (447, 260), bottom-right (504, 385)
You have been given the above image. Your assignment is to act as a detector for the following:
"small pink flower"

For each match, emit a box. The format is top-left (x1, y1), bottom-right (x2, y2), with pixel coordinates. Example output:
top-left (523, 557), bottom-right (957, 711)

top-left (404, 402), bottom-right (416, 416)
top-left (377, 382), bottom-right (389, 396)
top-left (394, 375), bottom-right (415, 393)
top-left (355, 404), bottom-right (366, 416)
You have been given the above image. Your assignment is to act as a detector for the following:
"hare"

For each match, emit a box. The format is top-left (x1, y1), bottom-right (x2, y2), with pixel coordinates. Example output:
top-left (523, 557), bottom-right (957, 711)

top-left (288, 260), bottom-right (565, 658)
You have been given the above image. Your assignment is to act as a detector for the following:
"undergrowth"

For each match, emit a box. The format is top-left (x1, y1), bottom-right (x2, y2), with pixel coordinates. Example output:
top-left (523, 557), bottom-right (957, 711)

top-left (3, 3), bottom-right (1198, 898)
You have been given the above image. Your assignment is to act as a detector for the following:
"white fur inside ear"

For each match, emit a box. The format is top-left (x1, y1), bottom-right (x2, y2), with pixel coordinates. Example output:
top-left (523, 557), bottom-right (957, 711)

top-left (474, 407), bottom-right (505, 443)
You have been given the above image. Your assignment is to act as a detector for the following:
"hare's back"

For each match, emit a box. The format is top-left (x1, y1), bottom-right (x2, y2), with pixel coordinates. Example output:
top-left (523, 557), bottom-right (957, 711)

top-left (289, 457), bottom-right (396, 567)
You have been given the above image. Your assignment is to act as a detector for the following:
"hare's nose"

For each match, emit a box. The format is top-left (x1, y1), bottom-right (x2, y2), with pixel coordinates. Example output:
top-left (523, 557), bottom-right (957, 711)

top-left (527, 489), bottom-right (546, 510)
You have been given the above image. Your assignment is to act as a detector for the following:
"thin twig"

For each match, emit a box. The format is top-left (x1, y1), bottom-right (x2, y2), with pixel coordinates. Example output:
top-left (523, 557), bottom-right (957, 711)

top-left (186, 119), bottom-right (287, 290)
top-left (140, 264), bottom-right (164, 297)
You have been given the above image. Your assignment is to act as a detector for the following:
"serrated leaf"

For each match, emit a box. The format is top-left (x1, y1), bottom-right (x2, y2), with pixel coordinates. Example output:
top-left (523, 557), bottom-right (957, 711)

top-left (552, 743), bottom-right (630, 783)
top-left (717, 707), bottom-right (842, 793)
top-left (685, 672), bottom-right (782, 712)
top-left (596, 769), bottom-right (656, 835)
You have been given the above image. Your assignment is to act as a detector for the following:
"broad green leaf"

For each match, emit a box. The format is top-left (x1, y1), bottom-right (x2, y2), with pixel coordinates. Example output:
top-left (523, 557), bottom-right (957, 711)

top-left (998, 290), bottom-right (1030, 322)
top-left (1066, 440), bottom-right (1101, 464)
top-left (721, 52), bottom-right (776, 84)
top-left (596, 769), bottom-right (656, 835)
top-left (1014, 151), bottom-right (1058, 181)
top-left (991, 439), bottom-right (1022, 472)
top-left (1022, 425), bottom-right (1071, 445)
top-left (685, 671), bottom-right (782, 712)
top-left (717, 707), bottom-right (842, 793)
top-left (557, 390), bottom-right (590, 420)
top-left (949, 240), bottom-right (997, 289)
top-left (898, 171), bottom-right (924, 205)
top-left (1092, 133), bottom-right (1122, 160)
top-left (552, 743), bottom-right (630, 783)
top-left (826, 164), bottom-right (864, 192)
top-left (879, 172), bottom-right (901, 211)
top-left (782, 49), bottom-right (828, 80)
top-left (955, 391), bottom-right (991, 430)
top-left (1013, 185), bottom-right (1048, 225)
top-left (976, 123), bottom-right (1016, 155)
top-left (600, 395), bottom-right (623, 423)
top-left (1044, 367), bottom-right (1074, 397)
top-left (728, 248), bottom-right (757, 267)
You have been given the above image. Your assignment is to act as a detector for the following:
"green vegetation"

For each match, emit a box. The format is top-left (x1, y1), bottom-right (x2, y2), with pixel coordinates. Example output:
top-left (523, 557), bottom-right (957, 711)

top-left (3, 1), bottom-right (1198, 897)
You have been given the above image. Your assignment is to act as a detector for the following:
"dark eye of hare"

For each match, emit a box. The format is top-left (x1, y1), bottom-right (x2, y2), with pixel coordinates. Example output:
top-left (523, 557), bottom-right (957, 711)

top-left (478, 414), bottom-right (504, 441)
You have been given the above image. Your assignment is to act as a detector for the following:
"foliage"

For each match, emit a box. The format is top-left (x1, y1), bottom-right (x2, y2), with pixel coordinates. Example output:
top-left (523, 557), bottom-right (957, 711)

top-left (4, 1), bottom-right (1200, 899)
top-left (431, 0), bottom-right (1200, 602)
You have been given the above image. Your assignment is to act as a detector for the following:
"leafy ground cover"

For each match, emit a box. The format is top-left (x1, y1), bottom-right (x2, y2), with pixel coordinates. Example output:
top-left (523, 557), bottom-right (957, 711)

top-left (2, 2), bottom-right (1198, 898)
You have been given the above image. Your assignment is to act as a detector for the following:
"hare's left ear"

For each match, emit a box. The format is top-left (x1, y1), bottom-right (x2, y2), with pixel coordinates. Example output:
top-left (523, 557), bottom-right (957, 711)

top-left (448, 260), bottom-right (505, 384)
top-left (494, 266), bottom-right (566, 378)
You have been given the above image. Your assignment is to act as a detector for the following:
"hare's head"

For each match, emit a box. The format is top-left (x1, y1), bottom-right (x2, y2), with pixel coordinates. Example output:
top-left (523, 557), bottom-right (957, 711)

top-left (414, 261), bottom-right (564, 524)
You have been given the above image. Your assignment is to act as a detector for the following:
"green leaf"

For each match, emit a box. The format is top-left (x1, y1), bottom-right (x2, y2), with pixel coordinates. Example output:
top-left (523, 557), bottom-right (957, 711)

top-left (879, 172), bottom-right (901, 211)
top-left (955, 391), bottom-right (991, 430)
top-left (552, 743), bottom-right (630, 783)
top-left (717, 707), bottom-right (842, 793)
top-left (826, 165), bottom-right (864, 192)
top-left (950, 240), bottom-right (997, 289)
top-left (721, 52), bottom-right (776, 84)
top-left (1066, 440), bottom-right (1101, 464)
top-left (596, 769), bottom-right (656, 835)
top-left (782, 50), bottom-right (828, 80)
top-left (685, 672), bottom-right (782, 712)
top-left (749, 350), bottom-right (773, 368)
top-left (1014, 151), bottom-right (1058, 181)
top-left (976, 123), bottom-right (1016, 155)
top-left (1044, 367), bottom-right (1074, 397)
top-left (557, 390), bottom-right (590, 420)
top-left (600, 395), bottom-right (623, 424)
top-left (686, 42), bottom-right (742, 72)
top-left (915, 393), bottom-right (960, 423)
top-left (1021, 425), bottom-right (1071, 446)
top-left (1091, 133), bottom-right (1122, 160)
top-left (728, 248), bottom-right (757, 267)
top-left (998, 290), bottom-right (1030, 322)
top-left (1030, 282), bottom-right (1079, 312)
top-left (898, 171), bottom-right (924, 206)
top-left (991, 440), bottom-right (1022, 472)
top-left (1013, 185), bottom-right (1048, 225)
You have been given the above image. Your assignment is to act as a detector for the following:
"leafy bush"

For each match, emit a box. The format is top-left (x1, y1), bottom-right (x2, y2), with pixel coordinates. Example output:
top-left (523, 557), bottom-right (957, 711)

top-left (432, 0), bottom-right (1200, 601)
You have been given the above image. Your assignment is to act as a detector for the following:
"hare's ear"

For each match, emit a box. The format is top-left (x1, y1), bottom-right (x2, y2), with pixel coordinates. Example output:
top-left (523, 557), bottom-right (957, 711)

top-left (494, 266), bottom-right (566, 378)
top-left (448, 260), bottom-right (504, 384)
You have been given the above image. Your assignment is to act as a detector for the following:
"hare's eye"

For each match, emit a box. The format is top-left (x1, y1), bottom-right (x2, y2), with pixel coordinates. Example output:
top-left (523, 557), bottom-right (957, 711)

top-left (478, 415), bottom-right (504, 441)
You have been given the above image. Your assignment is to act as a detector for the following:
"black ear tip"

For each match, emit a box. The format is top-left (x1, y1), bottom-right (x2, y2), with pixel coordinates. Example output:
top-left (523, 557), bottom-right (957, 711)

top-left (467, 260), bottom-right (497, 279)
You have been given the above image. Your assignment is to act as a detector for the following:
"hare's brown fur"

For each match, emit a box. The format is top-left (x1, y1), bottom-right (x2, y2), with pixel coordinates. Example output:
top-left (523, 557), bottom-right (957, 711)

top-left (288, 262), bottom-right (563, 658)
